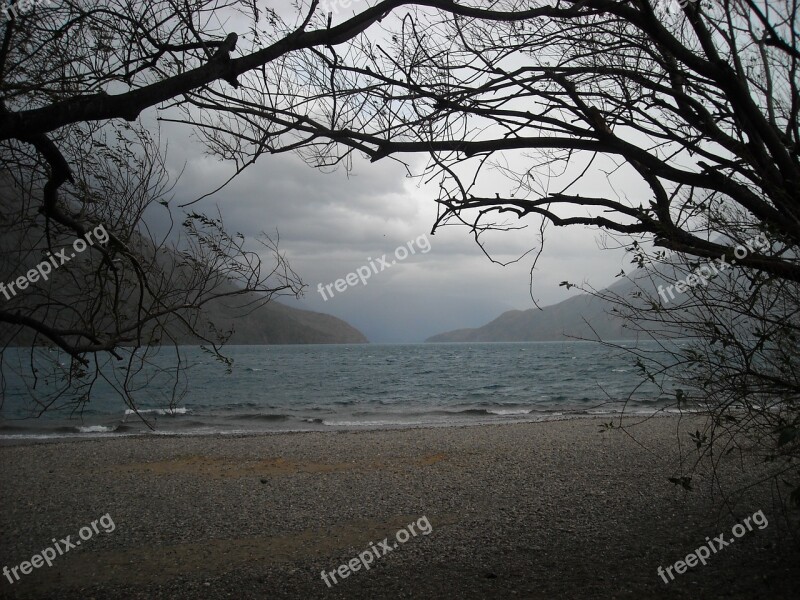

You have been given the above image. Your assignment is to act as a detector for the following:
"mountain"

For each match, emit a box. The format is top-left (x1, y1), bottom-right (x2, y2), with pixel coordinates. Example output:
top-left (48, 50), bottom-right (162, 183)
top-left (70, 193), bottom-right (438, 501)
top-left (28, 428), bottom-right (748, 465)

top-left (428, 232), bottom-right (777, 343)
top-left (426, 277), bottom-right (641, 342)
top-left (0, 181), bottom-right (367, 345)
top-left (199, 299), bottom-right (368, 344)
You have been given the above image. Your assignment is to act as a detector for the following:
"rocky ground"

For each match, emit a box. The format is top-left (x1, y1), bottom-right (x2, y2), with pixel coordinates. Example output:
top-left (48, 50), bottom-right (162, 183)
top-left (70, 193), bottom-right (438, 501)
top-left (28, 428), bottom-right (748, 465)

top-left (1, 416), bottom-right (798, 599)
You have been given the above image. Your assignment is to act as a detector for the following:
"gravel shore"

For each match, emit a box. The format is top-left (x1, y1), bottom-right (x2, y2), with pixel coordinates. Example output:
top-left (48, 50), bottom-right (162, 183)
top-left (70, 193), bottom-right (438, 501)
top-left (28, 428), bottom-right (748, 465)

top-left (1, 416), bottom-right (798, 599)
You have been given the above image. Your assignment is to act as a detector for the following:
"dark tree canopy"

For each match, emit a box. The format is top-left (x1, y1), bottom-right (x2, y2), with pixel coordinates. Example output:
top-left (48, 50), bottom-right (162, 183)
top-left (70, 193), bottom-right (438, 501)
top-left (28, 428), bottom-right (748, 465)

top-left (4, 2), bottom-right (797, 268)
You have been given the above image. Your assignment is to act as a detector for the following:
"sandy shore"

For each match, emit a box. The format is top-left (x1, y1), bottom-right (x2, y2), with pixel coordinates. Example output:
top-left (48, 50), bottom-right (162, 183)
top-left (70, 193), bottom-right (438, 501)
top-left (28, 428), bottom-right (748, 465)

top-left (1, 416), bottom-right (798, 599)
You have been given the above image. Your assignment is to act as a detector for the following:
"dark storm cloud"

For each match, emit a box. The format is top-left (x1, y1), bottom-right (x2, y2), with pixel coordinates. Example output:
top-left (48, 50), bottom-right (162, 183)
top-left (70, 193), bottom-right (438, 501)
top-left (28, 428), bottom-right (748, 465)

top-left (151, 119), bottom-right (630, 342)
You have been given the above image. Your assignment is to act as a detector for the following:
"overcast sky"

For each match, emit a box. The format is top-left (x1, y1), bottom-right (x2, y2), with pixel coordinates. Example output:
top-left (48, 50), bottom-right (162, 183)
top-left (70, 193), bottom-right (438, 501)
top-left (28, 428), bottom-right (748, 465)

top-left (136, 1), bottom-right (641, 343)
top-left (152, 124), bottom-right (630, 343)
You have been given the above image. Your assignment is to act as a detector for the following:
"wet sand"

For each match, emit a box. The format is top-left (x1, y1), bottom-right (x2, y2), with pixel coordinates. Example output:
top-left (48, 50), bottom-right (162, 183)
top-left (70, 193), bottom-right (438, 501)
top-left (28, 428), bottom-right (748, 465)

top-left (1, 416), bottom-right (798, 599)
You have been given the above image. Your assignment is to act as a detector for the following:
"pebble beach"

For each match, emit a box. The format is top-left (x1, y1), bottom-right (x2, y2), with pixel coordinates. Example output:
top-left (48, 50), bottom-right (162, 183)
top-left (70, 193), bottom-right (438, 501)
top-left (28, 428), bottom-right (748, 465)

top-left (1, 416), bottom-right (798, 599)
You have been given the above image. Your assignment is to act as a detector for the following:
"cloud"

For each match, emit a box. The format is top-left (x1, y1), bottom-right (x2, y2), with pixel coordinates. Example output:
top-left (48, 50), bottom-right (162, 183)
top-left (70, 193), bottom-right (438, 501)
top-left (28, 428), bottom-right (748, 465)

top-left (150, 117), bottom-right (631, 342)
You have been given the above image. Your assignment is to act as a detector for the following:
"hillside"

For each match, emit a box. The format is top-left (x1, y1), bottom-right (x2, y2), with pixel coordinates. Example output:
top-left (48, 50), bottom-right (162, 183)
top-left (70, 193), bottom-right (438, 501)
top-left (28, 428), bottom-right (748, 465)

top-left (200, 298), bottom-right (368, 345)
top-left (0, 181), bottom-right (367, 346)
top-left (426, 277), bottom-right (641, 342)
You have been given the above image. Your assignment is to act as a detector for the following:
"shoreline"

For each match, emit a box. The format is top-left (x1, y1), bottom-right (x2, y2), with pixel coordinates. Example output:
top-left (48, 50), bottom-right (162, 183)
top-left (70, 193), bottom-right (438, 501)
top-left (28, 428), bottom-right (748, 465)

top-left (0, 410), bottom-right (691, 447)
top-left (2, 416), bottom-right (798, 599)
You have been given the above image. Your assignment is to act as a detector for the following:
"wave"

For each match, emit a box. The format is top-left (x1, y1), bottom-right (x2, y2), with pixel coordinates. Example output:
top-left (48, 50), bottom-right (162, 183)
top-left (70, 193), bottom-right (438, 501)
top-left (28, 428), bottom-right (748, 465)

top-left (124, 407), bottom-right (190, 416)
top-left (75, 424), bottom-right (118, 433)
top-left (486, 408), bottom-right (534, 416)
top-left (439, 408), bottom-right (491, 416)
top-left (320, 419), bottom-right (430, 427)
top-left (406, 408), bottom-right (539, 417)
top-left (223, 413), bottom-right (288, 422)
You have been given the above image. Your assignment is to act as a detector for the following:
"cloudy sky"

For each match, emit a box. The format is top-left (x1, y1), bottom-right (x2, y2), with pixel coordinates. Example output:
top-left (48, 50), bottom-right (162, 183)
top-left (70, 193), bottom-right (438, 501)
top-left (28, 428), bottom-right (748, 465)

top-left (135, 1), bottom-right (642, 343)
top-left (153, 123), bottom-right (631, 343)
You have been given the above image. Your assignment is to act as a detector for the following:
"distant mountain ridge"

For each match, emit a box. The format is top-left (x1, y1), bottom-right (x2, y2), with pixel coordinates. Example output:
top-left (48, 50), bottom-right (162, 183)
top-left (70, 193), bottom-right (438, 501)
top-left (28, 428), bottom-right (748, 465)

top-left (426, 278), bottom-right (639, 342)
top-left (0, 181), bottom-right (367, 346)
top-left (428, 234), bottom-right (772, 343)
top-left (201, 299), bottom-right (368, 345)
